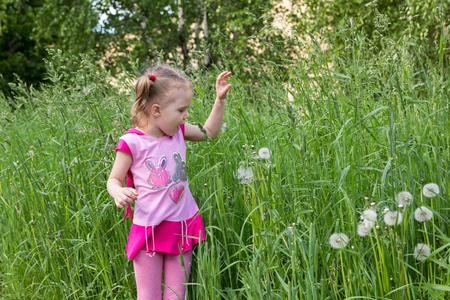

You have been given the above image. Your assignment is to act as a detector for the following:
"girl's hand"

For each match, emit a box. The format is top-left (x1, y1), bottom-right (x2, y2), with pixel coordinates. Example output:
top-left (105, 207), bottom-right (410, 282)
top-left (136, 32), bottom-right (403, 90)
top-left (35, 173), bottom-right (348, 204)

top-left (216, 71), bottom-right (232, 101)
top-left (113, 187), bottom-right (138, 209)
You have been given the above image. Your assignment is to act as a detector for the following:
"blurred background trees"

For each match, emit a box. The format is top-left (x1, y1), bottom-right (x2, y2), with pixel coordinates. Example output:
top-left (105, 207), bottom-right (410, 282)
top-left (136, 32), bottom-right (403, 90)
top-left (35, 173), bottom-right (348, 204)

top-left (1, 0), bottom-right (448, 99)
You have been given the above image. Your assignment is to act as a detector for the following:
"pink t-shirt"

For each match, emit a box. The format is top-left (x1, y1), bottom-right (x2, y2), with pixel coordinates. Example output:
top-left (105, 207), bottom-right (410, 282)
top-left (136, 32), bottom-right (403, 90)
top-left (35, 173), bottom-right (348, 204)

top-left (117, 125), bottom-right (199, 227)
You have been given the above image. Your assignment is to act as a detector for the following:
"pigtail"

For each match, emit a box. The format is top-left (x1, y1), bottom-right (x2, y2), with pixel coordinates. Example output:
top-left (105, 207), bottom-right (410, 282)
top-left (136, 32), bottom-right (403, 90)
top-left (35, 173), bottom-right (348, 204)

top-left (130, 76), bottom-right (155, 127)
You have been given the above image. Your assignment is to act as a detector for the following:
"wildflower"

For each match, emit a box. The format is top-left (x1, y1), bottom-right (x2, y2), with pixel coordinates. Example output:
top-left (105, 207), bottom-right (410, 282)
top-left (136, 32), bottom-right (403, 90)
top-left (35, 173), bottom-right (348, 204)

top-left (258, 148), bottom-right (271, 160)
top-left (414, 243), bottom-right (431, 261)
top-left (360, 209), bottom-right (377, 223)
top-left (287, 226), bottom-right (294, 235)
top-left (384, 211), bottom-right (403, 226)
top-left (357, 221), bottom-right (373, 237)
top-left (329, 233), bottom-right (349, 249)
top-left (396, 191), bottom-right (413, 206)
top-left (414, 206), bottom-right (433, 223)
top-left (237, 162), bottom-right (254, 184)
top-left (383, 207), bottom-right (390, 213)
top-left (423, 183), bottom-right (439, 198)
top-left (221, 123), bottom-right (228, 133)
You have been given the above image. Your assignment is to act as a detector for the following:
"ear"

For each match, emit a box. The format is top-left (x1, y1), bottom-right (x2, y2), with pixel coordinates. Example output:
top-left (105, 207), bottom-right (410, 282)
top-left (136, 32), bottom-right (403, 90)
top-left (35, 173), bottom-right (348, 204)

top-left (146, 159), bottom-right (156, 170)
top-left (159, 156), bottom-right (167, 168)
top-left (150, 103), bottom-right (162, 117)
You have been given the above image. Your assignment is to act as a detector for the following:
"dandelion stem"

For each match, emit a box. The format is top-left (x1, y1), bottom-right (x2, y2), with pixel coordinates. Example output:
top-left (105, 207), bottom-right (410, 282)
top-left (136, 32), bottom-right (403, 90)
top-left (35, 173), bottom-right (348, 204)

top-left (369, 234), bottom-right (384, 295)
top-left (339, 250), bottom-right (348, 298)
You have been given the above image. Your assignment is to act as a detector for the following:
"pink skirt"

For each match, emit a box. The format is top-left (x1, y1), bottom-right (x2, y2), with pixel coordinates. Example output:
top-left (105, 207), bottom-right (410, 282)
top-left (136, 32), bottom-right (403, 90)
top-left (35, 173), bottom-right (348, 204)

top-left (126, 212), bottom-right (206, 260)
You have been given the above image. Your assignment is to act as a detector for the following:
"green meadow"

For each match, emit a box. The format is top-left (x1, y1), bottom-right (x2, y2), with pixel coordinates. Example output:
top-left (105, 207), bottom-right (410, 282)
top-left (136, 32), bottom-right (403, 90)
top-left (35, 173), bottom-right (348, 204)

top-left (1, 29), bottom-right (449, 299)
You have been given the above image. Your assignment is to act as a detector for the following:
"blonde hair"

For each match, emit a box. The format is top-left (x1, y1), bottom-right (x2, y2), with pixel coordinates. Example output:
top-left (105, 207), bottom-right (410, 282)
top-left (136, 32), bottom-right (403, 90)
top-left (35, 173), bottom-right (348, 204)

top-left (131, 65), bottom-right (193, 127)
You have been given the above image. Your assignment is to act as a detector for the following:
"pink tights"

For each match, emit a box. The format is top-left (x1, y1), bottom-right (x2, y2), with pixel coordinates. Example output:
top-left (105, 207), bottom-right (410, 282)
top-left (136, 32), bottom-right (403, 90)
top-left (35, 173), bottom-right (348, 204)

top-left (133, 250), bottom-right (193, 300)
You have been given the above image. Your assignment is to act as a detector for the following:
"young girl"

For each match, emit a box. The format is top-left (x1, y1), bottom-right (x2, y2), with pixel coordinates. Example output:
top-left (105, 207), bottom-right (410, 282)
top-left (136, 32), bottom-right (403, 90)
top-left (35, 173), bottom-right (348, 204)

top-left (107, 65), bottom-right (231, 300)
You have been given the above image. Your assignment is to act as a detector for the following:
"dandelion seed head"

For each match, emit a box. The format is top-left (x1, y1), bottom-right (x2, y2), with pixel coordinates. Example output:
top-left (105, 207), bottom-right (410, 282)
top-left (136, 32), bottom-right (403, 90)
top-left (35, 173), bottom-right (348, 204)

top-left (414, 243), bottom-right (431, 261)
top-left (383, 207), bottom-right (390, 213)
top-left (329, 233), bottom-right (349, 249)
top-left (237, 163), bottom-right (254, 184)
top-left (258, 147), bottom-right (271, 160)
top-left (221, 123), bottom-right (228, 133)
top-left (360, 209), bottom-right (378, 222)
top-left (287, 226), bottom-right (293, 234)
top-left (396, 191), bottom-right (413, 206)
top-left (357, 222), bottom-right (372, 237)
top-left (384, 211), bottom-right (403, 226)
top-left (423, 183), bottom-right (439, 198)
top-left (414, 206), bottom-right (433, 223)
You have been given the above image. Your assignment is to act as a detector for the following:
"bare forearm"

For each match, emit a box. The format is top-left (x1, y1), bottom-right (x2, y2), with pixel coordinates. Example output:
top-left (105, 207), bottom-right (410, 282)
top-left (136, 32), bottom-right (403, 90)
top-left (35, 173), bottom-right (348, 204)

top-left (203, 97), bottom-right (226, 139)
top-left (107, 177), bottom-right (124, 198)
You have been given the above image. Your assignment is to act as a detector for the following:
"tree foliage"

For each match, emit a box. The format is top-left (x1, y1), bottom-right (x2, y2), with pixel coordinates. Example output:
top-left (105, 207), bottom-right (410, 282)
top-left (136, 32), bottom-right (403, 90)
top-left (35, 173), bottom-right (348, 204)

top-left (292, 0), bottom-right (449, 55)
top-left (0, 0), bottom-right (99, 97)
top-left (94, 0), bottom-right (292, 74)
top-left (1, 0), bottom-right (448, 99)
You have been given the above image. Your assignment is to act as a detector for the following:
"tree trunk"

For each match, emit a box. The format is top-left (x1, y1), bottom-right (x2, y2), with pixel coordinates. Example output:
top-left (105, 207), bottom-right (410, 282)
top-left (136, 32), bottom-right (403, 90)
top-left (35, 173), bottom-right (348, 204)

top-left (178, 0), bottom-right (189, 67)
top-left (202, 2), bottom-right (211, 67)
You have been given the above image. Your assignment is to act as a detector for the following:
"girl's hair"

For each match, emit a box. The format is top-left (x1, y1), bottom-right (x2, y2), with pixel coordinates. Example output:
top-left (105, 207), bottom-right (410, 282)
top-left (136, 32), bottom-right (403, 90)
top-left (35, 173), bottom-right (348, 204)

top-left (131, 65), bottom-right (193, 127)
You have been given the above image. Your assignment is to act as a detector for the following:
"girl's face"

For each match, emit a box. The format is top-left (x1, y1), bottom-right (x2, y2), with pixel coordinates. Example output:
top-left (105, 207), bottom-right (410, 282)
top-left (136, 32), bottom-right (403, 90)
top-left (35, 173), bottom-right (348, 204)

top-left (154, 85), bottom-right (192, 137)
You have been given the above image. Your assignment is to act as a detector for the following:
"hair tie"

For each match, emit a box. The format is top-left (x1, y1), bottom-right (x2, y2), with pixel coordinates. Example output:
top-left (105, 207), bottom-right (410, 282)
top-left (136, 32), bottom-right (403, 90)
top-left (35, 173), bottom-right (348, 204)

top-left (148, 74), bottom-right (156, 81)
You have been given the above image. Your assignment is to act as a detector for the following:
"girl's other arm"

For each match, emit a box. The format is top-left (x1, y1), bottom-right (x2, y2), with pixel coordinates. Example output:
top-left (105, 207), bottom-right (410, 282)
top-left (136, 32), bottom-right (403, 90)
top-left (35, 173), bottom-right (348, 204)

top-left (185, 71), bottom-right (232, 141)
top-left (107, 151), bottom-right (138, 209)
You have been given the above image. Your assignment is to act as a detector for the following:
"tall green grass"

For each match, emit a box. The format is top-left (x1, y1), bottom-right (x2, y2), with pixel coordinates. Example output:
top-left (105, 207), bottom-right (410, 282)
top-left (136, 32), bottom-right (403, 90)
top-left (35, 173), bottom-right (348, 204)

top-left (1, 28), bottom-right (449, 299)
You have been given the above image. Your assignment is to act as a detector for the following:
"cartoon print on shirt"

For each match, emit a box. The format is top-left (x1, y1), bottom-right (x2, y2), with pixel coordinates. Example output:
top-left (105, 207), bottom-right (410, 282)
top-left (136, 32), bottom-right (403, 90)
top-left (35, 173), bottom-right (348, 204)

top-left (145, 156), bottom-right (172, 189)
top-left (172, 152), bottom-right (188, 183)
top-left (169, 185), bottom-right (185, 204)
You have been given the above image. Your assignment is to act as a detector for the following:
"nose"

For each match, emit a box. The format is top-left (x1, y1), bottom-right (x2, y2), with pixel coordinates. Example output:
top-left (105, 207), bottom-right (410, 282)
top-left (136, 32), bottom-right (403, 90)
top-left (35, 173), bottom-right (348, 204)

top-left (184, 110), bottom-right (190, 120)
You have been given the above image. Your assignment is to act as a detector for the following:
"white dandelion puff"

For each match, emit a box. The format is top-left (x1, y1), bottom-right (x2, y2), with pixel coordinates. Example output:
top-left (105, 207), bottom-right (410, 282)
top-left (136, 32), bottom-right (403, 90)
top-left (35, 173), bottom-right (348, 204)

top-left (258, 148), bottom-right (271, 160)
top-left (383, 207), bottom-right (390, 213)
top-left (237, 162), bottom-right (254, 184)
top-left (423, 183), bottom-right (439, 198)
top-left (360, 209), bottom-right (378, 223)
top-left (414, 206), bottom-right (433, 223)
top-left (414, 243), bottom-right (431, 261)
top-left (396, 191), bottom-right (413, 206)
top-left (357, 221), bottom-right (374, 237)
top-left (384, 211), bottom-right (403, 226)
top-left (329, 233), bottom-right (349, 249)
top-left (221, 123), bottom-right (228, 133)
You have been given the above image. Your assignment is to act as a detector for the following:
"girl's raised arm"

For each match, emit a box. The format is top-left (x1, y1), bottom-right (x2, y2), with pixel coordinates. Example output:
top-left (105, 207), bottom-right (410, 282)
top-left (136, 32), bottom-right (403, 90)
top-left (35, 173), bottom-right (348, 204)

top-left (185, 71), bottom-right (232, 141)
top-left (107, 151), bottom-right (138, 208)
